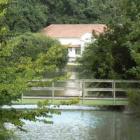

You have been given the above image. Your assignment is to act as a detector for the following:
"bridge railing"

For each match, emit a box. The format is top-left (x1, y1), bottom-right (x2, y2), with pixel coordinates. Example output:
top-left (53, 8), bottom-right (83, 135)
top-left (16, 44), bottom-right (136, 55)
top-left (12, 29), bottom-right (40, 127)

top-left (23, 79), bottom-right (140, 105)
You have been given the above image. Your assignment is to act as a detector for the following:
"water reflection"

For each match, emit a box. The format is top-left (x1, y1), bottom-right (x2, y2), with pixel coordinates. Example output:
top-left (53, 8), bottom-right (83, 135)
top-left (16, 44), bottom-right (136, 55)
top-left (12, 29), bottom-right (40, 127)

top-left (15, 111), bottom-right (140, 140)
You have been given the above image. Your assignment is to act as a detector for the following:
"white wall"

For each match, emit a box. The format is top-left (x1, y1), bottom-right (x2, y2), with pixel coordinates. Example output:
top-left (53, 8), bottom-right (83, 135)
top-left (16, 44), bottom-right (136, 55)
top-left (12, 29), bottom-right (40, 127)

top-left (58, 37), bottom-right (81, 45)
top-left (57, 33), bottom-right (93, 62)
top-left (80, 33), bottom-right (93, 54)
top-left (57, 37), bottom-right (81, 62)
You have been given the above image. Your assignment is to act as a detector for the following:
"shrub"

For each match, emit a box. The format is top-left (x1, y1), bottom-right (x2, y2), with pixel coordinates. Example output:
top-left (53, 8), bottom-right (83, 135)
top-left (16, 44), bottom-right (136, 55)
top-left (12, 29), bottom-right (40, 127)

top-left (60, 98), bottom-right (80, 105)
top-left (128, 91), bottom-right (140, 114)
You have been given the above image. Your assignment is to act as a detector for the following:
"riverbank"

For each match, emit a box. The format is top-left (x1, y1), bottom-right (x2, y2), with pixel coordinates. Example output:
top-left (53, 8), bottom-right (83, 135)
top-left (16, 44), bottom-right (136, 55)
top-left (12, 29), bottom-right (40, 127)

top-left (3, 104), bottom-right (125, 112)
top-left (14, 98), bottom-right (128, 106)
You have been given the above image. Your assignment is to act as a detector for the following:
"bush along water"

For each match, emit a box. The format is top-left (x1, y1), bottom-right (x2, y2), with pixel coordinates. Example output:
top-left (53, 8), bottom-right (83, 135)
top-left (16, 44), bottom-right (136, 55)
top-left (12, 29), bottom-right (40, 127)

top-left (60, 98), bottom-right (80, 105)
top-left (127, 90), bottom-right (140, 116)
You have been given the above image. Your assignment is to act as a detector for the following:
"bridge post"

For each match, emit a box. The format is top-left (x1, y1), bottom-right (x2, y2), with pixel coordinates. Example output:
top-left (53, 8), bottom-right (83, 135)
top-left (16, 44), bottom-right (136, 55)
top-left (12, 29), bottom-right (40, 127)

top-left (112, 81), bottom-right (116, 105)
top-left (52, 82), bottom-right (55, 104)
top-left (82, 80), bottom-right (85, 104)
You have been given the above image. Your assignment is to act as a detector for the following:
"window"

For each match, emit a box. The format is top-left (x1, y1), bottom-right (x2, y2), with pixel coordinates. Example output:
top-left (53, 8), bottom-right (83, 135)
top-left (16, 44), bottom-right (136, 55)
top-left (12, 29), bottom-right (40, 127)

top-left (75, 47), bottom-right (81, 55)
top-left (68, 48), bottom-right (72, 52)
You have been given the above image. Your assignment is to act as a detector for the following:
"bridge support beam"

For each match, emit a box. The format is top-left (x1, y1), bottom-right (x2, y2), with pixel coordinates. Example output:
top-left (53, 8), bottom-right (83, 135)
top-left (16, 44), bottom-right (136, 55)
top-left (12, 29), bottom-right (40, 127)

top-left (82, 81), bottom-right (85, 104)
top-left (52, 82), bottom-right (55, 104)
top-left (112, 81), bottom-right (116, 105)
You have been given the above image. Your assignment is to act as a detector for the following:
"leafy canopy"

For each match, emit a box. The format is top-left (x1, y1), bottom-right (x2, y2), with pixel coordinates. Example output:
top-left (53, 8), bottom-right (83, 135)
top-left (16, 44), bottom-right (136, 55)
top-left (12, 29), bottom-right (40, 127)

top-left (4, 0), bottom-right (125, 33)
top-left (0, 1), bottom-right (68, 138)
top-left (79, 0), bottom-right (140, 80)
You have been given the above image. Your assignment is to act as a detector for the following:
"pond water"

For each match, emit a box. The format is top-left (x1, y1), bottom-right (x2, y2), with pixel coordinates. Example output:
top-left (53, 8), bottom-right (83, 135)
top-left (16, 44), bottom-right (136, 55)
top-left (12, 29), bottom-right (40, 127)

top-left (15, 110), bottom-right (140, 140)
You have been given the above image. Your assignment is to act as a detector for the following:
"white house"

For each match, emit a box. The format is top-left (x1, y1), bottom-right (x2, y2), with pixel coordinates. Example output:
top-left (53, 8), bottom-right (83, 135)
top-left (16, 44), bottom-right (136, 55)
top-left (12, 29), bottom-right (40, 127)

top-left (42, 24), bottom-right (106, 62)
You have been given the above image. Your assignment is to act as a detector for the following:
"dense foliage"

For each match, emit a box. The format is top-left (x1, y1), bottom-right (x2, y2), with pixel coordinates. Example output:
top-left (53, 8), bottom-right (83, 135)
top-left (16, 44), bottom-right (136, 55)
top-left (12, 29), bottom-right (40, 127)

top-left (79, 0), bottom-right (140, 80)
top-left (128, 91), bottom-right (140, 115)
top-left (5, 0), bottom-right (48, 33)
top-left (40, 0), bottom-right (124, 24)
top-left (79, 0), bottom-right (140, 114)
top-left (0, 1), bottom-right (68, 139)
top-left (4, 0), bottom-right (122, 33)
top-left (0, 0), bottom-right (140, 138)
top-left (9, 33), bottom-right (60, 60)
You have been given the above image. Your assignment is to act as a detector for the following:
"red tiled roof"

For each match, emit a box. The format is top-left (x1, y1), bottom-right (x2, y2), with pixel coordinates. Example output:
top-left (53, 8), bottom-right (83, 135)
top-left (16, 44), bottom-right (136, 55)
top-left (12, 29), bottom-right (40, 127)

top-left (42, 24), bottom-right (106, 38)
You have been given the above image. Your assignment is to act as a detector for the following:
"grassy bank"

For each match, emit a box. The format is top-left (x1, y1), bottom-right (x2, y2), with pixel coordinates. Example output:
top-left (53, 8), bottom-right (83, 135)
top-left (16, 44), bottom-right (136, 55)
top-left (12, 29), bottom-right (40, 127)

top-left (14, 98), bottom-right (128, 106)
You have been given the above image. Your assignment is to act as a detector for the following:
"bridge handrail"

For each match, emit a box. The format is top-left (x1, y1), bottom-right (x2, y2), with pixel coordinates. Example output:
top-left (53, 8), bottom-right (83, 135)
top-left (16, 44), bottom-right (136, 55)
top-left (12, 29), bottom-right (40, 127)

top-left (24, 79), bottom-right (140, 105)
top-left (30, 79), bottom-right (140, 83)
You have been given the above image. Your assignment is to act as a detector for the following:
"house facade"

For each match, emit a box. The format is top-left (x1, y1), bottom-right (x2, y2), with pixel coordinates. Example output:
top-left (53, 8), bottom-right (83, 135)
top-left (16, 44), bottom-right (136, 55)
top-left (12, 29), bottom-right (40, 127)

top-left (42, 24), bottom-right (106, 62)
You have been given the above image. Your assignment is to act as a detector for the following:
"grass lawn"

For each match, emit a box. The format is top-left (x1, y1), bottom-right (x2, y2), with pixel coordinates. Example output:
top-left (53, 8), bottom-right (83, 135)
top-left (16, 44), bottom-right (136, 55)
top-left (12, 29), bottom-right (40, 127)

top-left (14, 98), bottom-right (128, 106)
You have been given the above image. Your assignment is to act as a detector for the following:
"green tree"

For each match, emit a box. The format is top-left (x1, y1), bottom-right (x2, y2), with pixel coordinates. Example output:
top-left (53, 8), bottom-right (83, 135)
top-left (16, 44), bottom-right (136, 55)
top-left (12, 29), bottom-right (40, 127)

top-left (0, 1), bottom-right (68, 139)
top-left (8, 33), bottom-right (60, 60)
top-left (79, 24), bottom-right (137, 79)
top-left (5, 0), bottom-right (48, 33)
top-left (8, 33), bottom-right (68, 74)
top-left (44, 45), bottom-right (68, 70)
top-left (5, 0), bottom-right (124, 33)
top-left (79, 0), bottom-right (140, 114)
top-left (79, 0), bottom-right (140, 80)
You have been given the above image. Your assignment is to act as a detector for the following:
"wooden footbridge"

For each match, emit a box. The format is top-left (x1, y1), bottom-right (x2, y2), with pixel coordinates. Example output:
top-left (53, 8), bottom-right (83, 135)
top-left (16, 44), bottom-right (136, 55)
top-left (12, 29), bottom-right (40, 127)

top-left (22, 79), bottom-right (140, 106)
